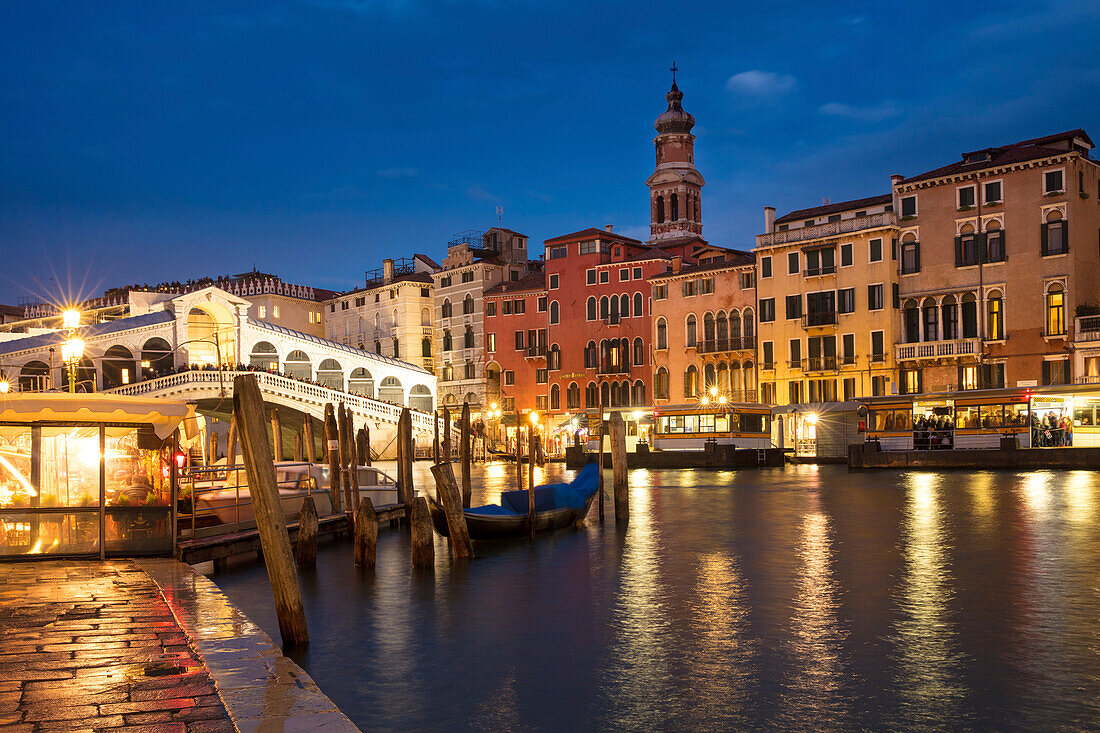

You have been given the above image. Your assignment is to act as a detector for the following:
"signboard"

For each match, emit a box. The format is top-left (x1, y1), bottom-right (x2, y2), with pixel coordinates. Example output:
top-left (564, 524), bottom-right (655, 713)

top-left (588, 417), bottom-right (602, 434)
top-left (1016, 379), bottom-right (1038, 387)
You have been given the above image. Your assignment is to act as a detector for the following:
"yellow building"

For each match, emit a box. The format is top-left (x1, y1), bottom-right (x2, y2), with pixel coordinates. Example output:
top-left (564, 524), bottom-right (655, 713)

top-left (754, 195), bottom-right (900, 406)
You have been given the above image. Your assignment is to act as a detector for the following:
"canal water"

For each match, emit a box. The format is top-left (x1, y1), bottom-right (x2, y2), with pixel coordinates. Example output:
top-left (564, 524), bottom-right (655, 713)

top-left (208, 463), bottom-right (1100, 732)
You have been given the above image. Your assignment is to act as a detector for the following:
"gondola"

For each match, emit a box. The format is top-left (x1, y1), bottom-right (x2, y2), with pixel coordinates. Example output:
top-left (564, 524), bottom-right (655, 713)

top-left (429, 463), bottom-right (599, 540)
top-left (485, 444), bottom-right (518, 461)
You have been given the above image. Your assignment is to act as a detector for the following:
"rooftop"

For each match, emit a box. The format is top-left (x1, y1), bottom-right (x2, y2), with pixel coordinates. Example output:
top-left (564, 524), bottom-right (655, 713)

top-left (484, 272), bottom-right (547, 296)
top-left (544, 227), bottom-right (644, 245)
top-left (901, 129), bottom-right (1093, 184)
top-left (775, 194), bottom-right (893, 225)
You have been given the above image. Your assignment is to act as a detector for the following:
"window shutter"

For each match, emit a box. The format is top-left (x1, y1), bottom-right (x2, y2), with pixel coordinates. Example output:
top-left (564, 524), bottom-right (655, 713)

top-left (1041, 222), bottom-right (1049, 256)
top-left (997, 229), bottom-right (1005, 261)
top-left (914, 242), bottom-right (921, 271)
top-left (1064, 219), bottom-right (1070, 253)
top-left (892, 238), bottom-right (897, 261)
top-left (1042, 360), bottom-right (1050, 385)
top-left (893, 283), bottom-right (900, 309)
top-left (977, 232), bottom-right (988, 264)
top-left (683, 370), bottom-right (692, 397)
top-left (867, 284), bottom-right (874, 308)
top-left (954, 236), bottom-right (963, 267)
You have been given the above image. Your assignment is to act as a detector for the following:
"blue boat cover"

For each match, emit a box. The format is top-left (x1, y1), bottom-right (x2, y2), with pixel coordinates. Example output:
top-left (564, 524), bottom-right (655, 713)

top-left (464, 463), bottom-right (600, 517)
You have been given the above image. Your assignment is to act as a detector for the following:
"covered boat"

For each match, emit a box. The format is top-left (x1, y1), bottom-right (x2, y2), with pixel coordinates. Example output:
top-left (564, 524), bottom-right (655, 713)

top-left (430, 462), bottom-right (599, 540)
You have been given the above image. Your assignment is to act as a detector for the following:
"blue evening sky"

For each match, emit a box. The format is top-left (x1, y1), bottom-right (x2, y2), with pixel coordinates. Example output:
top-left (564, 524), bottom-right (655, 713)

top-left (1, 1), bottom-right (1097, 304)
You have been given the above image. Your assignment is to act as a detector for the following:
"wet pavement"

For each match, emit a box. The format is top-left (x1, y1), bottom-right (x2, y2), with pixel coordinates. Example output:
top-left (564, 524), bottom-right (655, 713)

top-left (0, 560), bottom-right (232, 732)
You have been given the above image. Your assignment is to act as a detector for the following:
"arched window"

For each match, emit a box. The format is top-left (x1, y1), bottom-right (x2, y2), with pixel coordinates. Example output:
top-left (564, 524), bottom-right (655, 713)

top-left (620, 294), bottom-right (630, 319)
top-left (374, 313), bottom-right (381, 329)
top-left (716, 311), bottom-right (728, 345)
top-left (656, 318), bottom-right (668, 350)
top-left (422, 337), bottom-right (432, 358)
top-left (671, 193), bottom-right (679, 221)
top-left (619, 338), bottom-right (630, 369)
top-left (1046, 282), bottom-right (1066, 336)
top-left (922, 297), bottom-right (939, 342)
top-left (633, 292), bottom-right (643, 318)
top-left (600, 381), bottom-right (610, 407)
top-left (409, 384), bottom-right (433, 412)
top-left (609, 381), bottom-right (620, 407)
top-left (567, 382), bottom-right (580, 409)
top-left (550, 384), bottom-right (560, 411)
top-left (1043, 209), bottom-right (1067, 255)
top-left (463, 294), bottom-right (474, 315)
top-left (729, 311), bottom-right (741, 346)
top-left (655, 367), bottom-right (669, 400)
top-left (704, 363), bottom-right (717, 391)
top-left (686, 314), bottom-right (697, 348)
top-left (421, 308), bottom-right (431, 326)
top-left (585, 382), bottom-right (598, 408)
top-left (141, 337), bottom-right (173, 380)
top-left (550, 300), bottom-right (560, 324)
top-left (317, 358), bottom-right (344, 391)
top-left (599, 296), bottom-right (609, 320)
top-left (392, 309), bottom-right (399, 328)
top-left (549, 344), bottom-right (561, 371)
top-left (961, 293), bottom-right (978, 338)
top-left (684, 365), bottom-right (698, 398)
top-left (379, 376), bottom-right (403, 405)
top-left (717, 362), bottom-right (729, 392)
top-left (632, 380), bottom-right (645, 406)
top-left (283, 350), bottom-right (311, 381)
top-left (633, 337), bottom-right (644, 366)
top-left (393, 338), bottom-right (400, 358)
top-left (742, 309), bottom-right (754, 342)
top-left (941, 295), bottom-right (958, 340)
top-left (358, 316), bottom-right (365, 335)
top-left (656, 195), bottom-right (665, 224)
top-left (349, 368), bottom-right (375, 397)
top-left (609, 295), bottom-right (619, 322)
top-left (585, 341), bottom-right (597, 369)
top-left (703, 312), bottom-right (716, 348)
top-left (464, 326), bottom-right (475, 348)
top-left (987, 290), bottom-right (1004, 340)
top-left (19, 360), bottom-right (50, 392)
top-left (443, 329), bottom-right (453, 351)
top-left (102, 345), bottom-right (137, 389)
top-left (375, 341), bottom-right (382, 354)
top-left (249, 341), bottom-right (278, 370)
top-left (903, 300), bottom-right (921, 343)
top-left (587, 297), bottom-right (597, 321)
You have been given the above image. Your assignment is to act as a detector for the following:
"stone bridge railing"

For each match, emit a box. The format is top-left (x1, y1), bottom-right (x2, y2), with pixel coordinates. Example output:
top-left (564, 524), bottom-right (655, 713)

top-left (106, 370), bottom-right (439, 433)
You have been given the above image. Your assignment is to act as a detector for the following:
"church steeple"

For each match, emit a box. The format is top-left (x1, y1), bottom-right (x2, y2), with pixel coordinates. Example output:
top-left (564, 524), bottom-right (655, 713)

top-left (647, 69), bottom-right (704, 243)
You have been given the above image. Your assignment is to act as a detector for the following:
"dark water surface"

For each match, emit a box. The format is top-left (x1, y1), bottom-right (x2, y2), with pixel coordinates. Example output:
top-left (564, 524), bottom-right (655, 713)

top-left (208, 463), bottom-right (1100, 732)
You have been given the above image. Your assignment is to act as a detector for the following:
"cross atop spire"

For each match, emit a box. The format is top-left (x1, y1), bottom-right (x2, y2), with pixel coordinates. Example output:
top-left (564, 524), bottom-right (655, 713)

top-left (670, 61), bottom-right (679, 84)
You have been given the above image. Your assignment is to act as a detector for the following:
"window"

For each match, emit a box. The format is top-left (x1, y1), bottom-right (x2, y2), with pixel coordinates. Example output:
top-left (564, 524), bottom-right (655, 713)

top-left (700, 278), bottom-right (715, 294)
top-left (513, 299), bottom-right (525, 315)
top-left (984, 181), bottom-right (1002, 204)
top-left (901, 239), bottom-right (920, 274)
top-left (442, 299), bottom-right (452, 318)
top-left (443, 330), bottom-right (453, 351)
top-left (842, 333), bottom-right (855, 364)
top-left (901, 368), bottom-right (922, 395)
top-left (682, 280), bottom-right (697, 297)
top-left (584, 341), bottom-right (597, 368)
top-left (656, 318), bottom-right (667, 349)
top-left (838, 288), bottom-right (855, 314)
top-left (586, 269), bottom-right (597, 285)
top-left (342, 301), bottom-right (349, 310)
top-left (1046, 283), bottom-right (1066, 336)
top-left (787, 252), bottom-right (799, 275)
top-left (761, 341), bottom-right (774, 369)
top-left (840, 243), bottom-right (853, 267)
top-left (1042, 358), bottom-right (1070, 386)
top-left (599, 271), bottom-right (609, 284)
top-left (653, 284), bottom-right (668, 300)
top-left (464, 362), bottom-right (476, 379)
top-left (548, 245), bottom-right (567, 259)
top-left (461, 271), bottom-right (474, 283)
top-left (633, 292), bottom-right (643, 317)
top-left (868, 284), bottom-right (884, 310)
top-left (330, 303), bottom-right (336, 313)
top-left (1044, 169), bottom-right (1064, 194)
top-left (549, 274), bottom-right (559, 289)
top-left (843, 377), bottom-right (856, 401)
top-left (502, 301), bottom-right (512, 315)
top-left (684, 366), bottom-right (698, 398)
top-left (872, 375), bottom-right (886, 396)
top-left (805, 248), bottom-right (835, 276)
top-left (980, 363), bottom-right (1006, 389)
top-left (959, 365), bottom-right (978, 391)
top-left (440, 276), bottom-right (452, 287)
top-left (421, 287), bottom-right (430, 298)
top-left (548, 344), bottom-right (561, 370)
top-left (962, 294), bottom-right (978, 338)
top-left (567, 382), bottom-right (580, 409)
top-left (761, 256), bottom-right (772, 278)
top-left (901, 195), bottom-right (917, 217)
top-left (633, 267), bottom-right (642, 279)
top-left (258, 305), bottom-right (267, 318)
top-left (464, 327), bottom-right (474, 348)
top-left (785, 294), bottom-right (803, 320)
top-left (463, 295), bottom-right (475, 314)
top-left (579, 240), bottom-right (599, 255)
top-left (1042, 212), bottom-right (1068, 255)
top-left (987, 292), bottom-right (1004, 340)
top-left (537, 296), bottom-right (547, 312)
top-left (686, 315), bottom-right (697, 347)
top-left (759, 298), bottom-right (776, 322)
top-left (487, 333), bottom-right (496, 352)
top-left (587, 297), bottom-right (597, 321)
top-left (549, 384), bottom-right (560, 411)
top-left (633, 338), bottom-right (644, 366)
top-left (958, 186), bottom-right (976, 209)
top-left (536, 369), bottom-right (548, 385)
top-left (504, 370), bottom-right (515, 386)
top-left (871, 331), bottom-right (885, 362)
top-left (788, 339), bottom-right (802, 369)
top-left (514, 331), bottom-right (524, 350)
top-left (549, 301), bottom-right (560, 324)
top-left (985, 228), bottom-right (1005, 263)
top-left (739, 272), bottom-right (754, 289)
top-left (869, 238), bottom-right (883, 262)
top-left (955, 229), bottom-right (979, 267)
top-left (655, 368), bottom-right (669, 400)
top-left (619, 269), bottom-right (629, 282)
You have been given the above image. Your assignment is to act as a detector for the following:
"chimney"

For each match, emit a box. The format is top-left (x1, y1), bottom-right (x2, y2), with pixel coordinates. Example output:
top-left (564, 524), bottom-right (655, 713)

top-left (383, 258), bottom-right (395, 284)
top-left (672, 256), bottom-right (682, 274)
top-left (764, 206), bottom-right (776, 234)
top-left (605, 224), bottom-right (614, 233)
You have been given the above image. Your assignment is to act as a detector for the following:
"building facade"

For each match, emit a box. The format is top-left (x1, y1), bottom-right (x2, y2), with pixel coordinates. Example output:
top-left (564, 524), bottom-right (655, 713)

top-left (483, 273), bottom-right (547, 417)
top-left (434, 228), bottom-right (530, 413)
top-left (649, 251), bottom-right (757, 405)
top-left (892, 130), bottom-right (1100, 393)
top-left (755, 195), bottom-right (901, 406)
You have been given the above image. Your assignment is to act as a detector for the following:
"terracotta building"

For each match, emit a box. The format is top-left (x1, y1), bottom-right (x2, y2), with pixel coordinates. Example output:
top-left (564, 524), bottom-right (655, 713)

top-left (483, 272), bottom-right (547, 416)
top-left (649, 250), bottom-right (757, 405)
top-left (892, 130), bottom-right (1100, 393)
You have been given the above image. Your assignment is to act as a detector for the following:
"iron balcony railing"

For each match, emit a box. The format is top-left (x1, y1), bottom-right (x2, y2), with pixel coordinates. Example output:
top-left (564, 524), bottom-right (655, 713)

top-left (698, 338), bottom-right (752, 353)
top-left (803, 311), bottom-right (838, 327)
top-left (805, 356), bottom-right (839, 372)
top-left (1075, 315), bottom-right (1100, 341)
top-left (895, 338), bottom-right (981, 362)
top-left (803, 265), bottom-right (837, 277)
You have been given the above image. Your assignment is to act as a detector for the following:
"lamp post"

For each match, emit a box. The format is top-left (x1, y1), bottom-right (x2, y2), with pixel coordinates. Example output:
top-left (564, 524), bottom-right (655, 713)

top-left (61, 309), bottom-right (84, 394)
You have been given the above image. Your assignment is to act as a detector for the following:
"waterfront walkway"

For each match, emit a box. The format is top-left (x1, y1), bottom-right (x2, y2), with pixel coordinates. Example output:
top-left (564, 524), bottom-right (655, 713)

top-left (0, 560), bottom-right (359, 733)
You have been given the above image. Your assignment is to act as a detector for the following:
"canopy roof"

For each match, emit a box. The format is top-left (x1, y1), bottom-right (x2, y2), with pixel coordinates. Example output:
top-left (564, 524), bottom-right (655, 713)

top-left (0, 393), bottom-right (195, 439)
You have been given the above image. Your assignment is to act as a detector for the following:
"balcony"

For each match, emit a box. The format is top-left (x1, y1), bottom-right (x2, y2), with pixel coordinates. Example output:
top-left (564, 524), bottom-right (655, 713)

top-left (699, 338), bottom-right (752, 354)
top-left (601, 315), bottom-right (622, 326)
top-left (805, 356), bottom-right (839, 372)
top-left (803, 311), bottom-right (838, 328)
top-left (788, 359), bottom-right (805, 370)
top-left (755, 211), bottom-right (898, 248)
top-left (803, 265), bottom-right (837, 277)
top-left (1075, 315), bottom-right (1100, 342)
top-left (895, 338), bottom-right (982, 362)
top-left (525, 346), bottom-right (547, 360)
top-left (597, 362), bottom-right (631, 376)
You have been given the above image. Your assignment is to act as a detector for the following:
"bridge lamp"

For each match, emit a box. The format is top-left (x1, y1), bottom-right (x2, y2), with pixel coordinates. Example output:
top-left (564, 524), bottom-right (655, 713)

top-left (529, 411), bottom-right (539, 424)
top-left (805, 412), bottom-right (819, 425)
top-left (718, 395), bottom-right (727, 405)
top-left (61, 337), bottom-right (85, 394)
top-left (61, 309), bottom-right (81, 329)
top-left (0, 380), bottom-right (10, 394)
top-left (701, 396), bottom-right (710, 405)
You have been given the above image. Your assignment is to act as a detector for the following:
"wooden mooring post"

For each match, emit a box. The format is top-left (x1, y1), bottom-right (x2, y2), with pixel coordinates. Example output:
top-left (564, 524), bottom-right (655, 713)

top-left (232, 374), bottom-right (309, 647)
top-left (398, 408), bottom-right (415, 522)
top-left (304, 415), bottom-right (316, 464)
top-left (460, 401), bottom-right (472, 508)
top-left (410, 496), bottom-right (434, 570)
top-left (270, 408), bottom-right (283, 462)
top-left (324, 404), bottom-right (343, 514)
top-left (363, 423), bottom-right (372, 466)
top-left (610, 410), bottom-right (628, 523)
top-left (433, 410), bottom-right (440, 464)
top-left (293, 429), bottom-right (303, 462)
top-left (226, 415), bottom-right (238, 470)
top-left (514, 411), bottom-right (523, 489)
top-left (597, 411), bottom-right (605, 522)
top-left (354, 497), bottom-right (377, 568)
top-left (443, 406), bottom-right (452, 462)
top-left (527, 419), bottom-right (536, 539)
top-left (340, 405), bottom-right (357, 522)
top-left (430, 462), bottom-right (473, 560)
top-left (297, 496), bottom-right (318, 569)
top-left (356, 427), bottom-right (368, 466)
top-left (208, 429), bottom-right (218, 465)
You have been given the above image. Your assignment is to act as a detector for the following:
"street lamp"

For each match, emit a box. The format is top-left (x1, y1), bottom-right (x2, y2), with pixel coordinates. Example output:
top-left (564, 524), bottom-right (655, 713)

top-left (61, 335), bottom-right (84, 394)
top-left (0, 379), bottom-right (10, 394)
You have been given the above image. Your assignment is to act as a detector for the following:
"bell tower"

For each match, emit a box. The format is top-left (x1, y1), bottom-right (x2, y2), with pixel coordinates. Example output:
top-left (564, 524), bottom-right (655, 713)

top-left (647, 65), bottom-right (705, 243)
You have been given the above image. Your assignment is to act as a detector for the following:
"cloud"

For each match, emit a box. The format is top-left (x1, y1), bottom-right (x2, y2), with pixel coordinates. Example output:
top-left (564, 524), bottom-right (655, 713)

top-left (725, 70), bottom-right (797, 99)
top-left (465, 184), bottom-right (501, 203)
top-left (376, 167), bottom-right (419, 179)
top-left (819, 101), bottom-right (902, 122)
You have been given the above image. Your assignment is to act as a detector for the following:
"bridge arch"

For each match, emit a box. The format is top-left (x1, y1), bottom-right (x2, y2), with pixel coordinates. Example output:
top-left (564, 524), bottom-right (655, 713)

top-left (19, 360), bottom-right (50, 392)
top-left (378, 376), bottom-right (403, 405)
top-left (284, 350), bottom-right (311, 381)
top-left (102, 345), bottom-right (137, 389)
top-left (249, 341), bottom-right (278, 370)
top-left (409, 384), bottom-right (433, 412)
top-left (186, 303), bottom-right (235, 366)
top-left (141, 338), bottom-right (173, 380)
top-left (349, 368), bottom-right (375, 398)
top-left (317, 358), bottom-right (344, 391)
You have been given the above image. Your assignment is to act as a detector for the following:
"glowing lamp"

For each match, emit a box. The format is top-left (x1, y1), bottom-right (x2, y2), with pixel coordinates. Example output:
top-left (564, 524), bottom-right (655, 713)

top-left (632, 411), bottom-right (643, 421)
top-left (805, 412), bottom-right (819, 425)
top-left (701, 396), bottom-right (710, 405)
top-left (174, 452), bottom-right (186, 469)
top-left (61, 337), bottom-right (85, 363)
top-left (62, 309), bottom-right (81, 329)
top-left (529, 411), bottom-right (539, 424)
top-left (0, 380), bottom-right (9, 394)
top-left (710, 386), bottom-right (718, 397)
top-left (490, 402), bottom-right (498, 411)
top-left (718, 395), bottom-right (727, 404)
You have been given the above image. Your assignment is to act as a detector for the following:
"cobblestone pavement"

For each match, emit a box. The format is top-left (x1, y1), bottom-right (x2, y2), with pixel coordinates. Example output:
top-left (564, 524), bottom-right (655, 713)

top-left (0, 560), bottom-right (234, 733)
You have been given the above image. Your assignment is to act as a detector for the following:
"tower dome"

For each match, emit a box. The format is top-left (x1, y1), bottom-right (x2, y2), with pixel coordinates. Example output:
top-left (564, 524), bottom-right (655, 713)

top-left (654, 82), bottom-right (695, 134)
